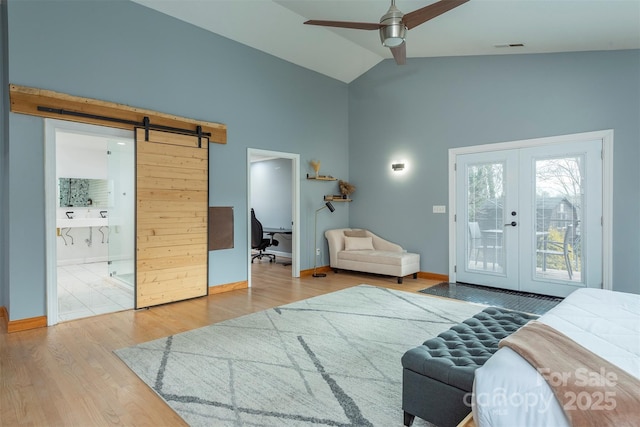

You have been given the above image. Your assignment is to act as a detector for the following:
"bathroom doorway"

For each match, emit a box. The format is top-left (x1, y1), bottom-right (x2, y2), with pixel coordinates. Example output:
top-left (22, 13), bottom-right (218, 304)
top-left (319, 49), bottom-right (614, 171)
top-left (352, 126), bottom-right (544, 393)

top-left (45, 119), bottom-right (135, 325)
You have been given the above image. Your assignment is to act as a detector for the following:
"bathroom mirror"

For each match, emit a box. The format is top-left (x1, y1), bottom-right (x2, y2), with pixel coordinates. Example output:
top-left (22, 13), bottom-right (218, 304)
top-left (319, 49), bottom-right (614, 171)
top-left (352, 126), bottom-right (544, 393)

top-left (59, 178), bottom-right (109, 207)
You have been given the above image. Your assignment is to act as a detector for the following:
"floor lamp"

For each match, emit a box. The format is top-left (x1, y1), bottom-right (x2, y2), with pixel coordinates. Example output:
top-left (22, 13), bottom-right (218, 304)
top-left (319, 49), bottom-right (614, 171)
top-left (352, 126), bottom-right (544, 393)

top-left (313, 201), bottom-right (335, 277)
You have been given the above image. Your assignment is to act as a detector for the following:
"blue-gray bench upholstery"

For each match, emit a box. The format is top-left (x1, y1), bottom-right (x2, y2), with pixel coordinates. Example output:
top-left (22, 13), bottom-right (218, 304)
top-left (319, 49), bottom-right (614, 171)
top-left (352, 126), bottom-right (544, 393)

top-left (401, 306), bottom-right (537, 427)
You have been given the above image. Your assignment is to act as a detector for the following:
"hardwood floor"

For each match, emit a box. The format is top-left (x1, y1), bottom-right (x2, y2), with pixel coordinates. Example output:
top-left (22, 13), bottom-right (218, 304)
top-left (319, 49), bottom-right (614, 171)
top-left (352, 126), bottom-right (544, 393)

top-left (0, 260), bottom-right (442, 426)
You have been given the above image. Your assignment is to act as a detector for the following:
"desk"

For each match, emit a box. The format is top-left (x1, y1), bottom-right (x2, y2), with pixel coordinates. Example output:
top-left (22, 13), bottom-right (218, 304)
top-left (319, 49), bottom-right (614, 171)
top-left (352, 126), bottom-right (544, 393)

top-left (262, 228), bottom-right (292, 266)
top-left (263, 227), bottom-right (292, 235)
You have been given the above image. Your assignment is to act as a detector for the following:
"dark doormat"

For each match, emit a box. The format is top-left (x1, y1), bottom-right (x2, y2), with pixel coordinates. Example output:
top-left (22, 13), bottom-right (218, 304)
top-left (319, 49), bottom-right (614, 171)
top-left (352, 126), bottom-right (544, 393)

top-left (419, 282), bottom-right (563, 315)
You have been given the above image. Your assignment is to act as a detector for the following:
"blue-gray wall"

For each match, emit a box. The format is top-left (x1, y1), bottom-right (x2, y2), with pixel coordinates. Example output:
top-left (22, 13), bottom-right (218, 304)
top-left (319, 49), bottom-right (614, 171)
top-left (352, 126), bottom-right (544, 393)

top-left (349, 51), bottom-right (640, 294)
top-left (2, 0), bottom-right (638, 322)
top-left (3, 0), bottom-right (349, 321)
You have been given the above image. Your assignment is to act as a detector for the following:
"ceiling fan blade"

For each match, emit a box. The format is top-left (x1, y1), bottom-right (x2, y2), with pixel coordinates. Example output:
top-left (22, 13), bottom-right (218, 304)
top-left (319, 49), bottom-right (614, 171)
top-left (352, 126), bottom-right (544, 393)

top-left (402, 0), bottom-right (470, 30)
top-left (390, 43), bottom-right (406, 65)
top-left (304, 20), bottom-right (382, 30)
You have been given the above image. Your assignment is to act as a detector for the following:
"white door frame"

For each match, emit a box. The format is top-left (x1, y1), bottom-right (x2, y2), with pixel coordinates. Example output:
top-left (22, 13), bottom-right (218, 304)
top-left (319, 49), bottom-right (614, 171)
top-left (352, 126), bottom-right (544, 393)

top-left (247, 148), bottom-right (301, 286)
top-left (44, 119), bottom-right (133, 326)
top-left (448, 130), bottom-right (613, 290)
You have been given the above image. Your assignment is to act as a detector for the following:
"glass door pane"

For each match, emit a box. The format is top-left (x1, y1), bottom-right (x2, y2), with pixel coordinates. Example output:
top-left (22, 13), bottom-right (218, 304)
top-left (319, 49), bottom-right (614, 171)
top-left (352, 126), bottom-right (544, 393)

top-left (534, 155), bottom-right (584, 283)
top-left (107, 138), bottom-right (135, 288)
top-left (519, 139), bottom-right (602, 297)
top-left (466, 161), bottom-right (505, 273)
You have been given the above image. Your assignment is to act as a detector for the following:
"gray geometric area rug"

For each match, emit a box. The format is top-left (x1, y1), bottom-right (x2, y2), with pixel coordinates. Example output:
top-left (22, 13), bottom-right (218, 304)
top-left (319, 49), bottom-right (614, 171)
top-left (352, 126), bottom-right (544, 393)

top-left (115, 285), bottom-right (485, 426)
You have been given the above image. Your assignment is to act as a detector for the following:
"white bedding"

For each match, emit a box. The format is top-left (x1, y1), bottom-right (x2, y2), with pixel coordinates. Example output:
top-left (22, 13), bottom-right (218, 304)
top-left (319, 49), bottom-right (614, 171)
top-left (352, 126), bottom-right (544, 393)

top-left (472, 288), bottom-right (640, 427)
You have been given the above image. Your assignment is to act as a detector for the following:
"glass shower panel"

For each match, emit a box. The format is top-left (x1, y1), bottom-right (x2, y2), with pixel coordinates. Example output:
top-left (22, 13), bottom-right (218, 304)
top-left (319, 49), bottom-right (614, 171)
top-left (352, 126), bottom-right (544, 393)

top-left (107, 138), bottom-right (135, 287)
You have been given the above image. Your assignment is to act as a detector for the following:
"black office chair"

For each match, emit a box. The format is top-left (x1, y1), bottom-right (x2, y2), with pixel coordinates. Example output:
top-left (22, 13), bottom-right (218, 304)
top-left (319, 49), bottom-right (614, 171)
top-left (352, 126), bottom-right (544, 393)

top-left (251, 209), bottom-right (278, 263)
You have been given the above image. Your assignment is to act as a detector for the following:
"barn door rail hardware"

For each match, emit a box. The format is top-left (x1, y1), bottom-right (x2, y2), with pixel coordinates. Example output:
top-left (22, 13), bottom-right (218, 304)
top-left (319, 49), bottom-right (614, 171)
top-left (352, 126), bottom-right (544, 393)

top-left (37, 106), bottom-right (211, 144)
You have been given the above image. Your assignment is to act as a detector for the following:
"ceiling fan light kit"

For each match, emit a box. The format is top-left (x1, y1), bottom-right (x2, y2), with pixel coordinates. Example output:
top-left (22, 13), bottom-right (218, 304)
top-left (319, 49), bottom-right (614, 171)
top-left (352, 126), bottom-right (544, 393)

top-left (380, 2), bottom-right (406, 48)
top-left (304, 0), bottom-right (470, 65)
top-left (380, 26), bottom-right (406, 48)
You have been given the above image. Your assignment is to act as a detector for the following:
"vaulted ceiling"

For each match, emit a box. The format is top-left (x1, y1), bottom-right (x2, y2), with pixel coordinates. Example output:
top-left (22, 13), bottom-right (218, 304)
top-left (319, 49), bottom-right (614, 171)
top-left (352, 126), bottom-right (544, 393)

top-left (132, 0), bottom-right (640, 83)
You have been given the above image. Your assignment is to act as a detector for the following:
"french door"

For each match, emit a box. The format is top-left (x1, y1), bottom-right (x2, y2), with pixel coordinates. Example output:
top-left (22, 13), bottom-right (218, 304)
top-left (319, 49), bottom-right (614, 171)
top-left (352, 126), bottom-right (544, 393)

top-left (454, 139), bottom-right (603, 297)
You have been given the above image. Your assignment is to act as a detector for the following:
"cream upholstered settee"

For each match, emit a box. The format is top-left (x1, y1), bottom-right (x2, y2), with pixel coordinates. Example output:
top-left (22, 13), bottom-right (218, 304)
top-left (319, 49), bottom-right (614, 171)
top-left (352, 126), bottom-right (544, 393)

top-left (325, 228), bottom-right (420, 283)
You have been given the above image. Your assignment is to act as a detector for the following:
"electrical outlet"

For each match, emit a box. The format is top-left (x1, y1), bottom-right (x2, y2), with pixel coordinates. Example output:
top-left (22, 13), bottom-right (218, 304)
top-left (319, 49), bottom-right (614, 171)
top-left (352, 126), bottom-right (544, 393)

top-left (316, 248), bottom-right (321, 256)
top-left (433, 205), bottom-right (446, 214)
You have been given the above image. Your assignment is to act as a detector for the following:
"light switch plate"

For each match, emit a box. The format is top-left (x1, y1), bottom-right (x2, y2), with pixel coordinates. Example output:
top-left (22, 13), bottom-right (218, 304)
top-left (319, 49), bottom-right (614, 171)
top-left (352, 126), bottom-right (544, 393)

top-left (433, 205), bottom-right (446, 214)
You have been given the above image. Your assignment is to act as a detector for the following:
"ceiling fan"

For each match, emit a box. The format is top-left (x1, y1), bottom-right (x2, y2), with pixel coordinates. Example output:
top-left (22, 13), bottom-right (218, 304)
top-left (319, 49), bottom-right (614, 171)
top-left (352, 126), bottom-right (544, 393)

top-left (304, 0), bottom-right (470, 65)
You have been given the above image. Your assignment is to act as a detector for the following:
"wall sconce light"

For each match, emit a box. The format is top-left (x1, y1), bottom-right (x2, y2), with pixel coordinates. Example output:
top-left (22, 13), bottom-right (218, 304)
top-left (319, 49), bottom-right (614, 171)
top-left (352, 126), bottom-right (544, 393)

top-left (391, 163), bottom-right (405, 172)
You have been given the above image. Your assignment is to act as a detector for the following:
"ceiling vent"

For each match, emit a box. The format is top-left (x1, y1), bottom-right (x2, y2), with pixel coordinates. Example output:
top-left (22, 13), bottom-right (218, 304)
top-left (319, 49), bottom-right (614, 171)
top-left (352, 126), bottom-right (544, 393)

top-left (495, 43), bottom-right (525, 48)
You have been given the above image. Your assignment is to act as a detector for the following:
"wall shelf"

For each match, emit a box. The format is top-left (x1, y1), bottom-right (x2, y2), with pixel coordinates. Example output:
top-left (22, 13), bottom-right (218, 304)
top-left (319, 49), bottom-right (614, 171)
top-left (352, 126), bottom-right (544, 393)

top-left (324, 195), bottom-right (352, 202)
top-left (306, 174), bottom-right (337, 181)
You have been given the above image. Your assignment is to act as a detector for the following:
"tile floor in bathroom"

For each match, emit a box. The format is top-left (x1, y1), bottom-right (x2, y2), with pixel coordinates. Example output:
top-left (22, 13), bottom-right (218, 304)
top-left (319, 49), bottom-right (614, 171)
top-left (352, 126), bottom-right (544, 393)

top-left (57, 261), bottom-right (134, 322)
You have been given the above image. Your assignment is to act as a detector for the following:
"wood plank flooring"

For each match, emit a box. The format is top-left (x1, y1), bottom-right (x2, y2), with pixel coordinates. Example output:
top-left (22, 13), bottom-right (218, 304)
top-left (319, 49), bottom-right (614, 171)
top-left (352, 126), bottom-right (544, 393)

top-left (0, 260), bottom-right (442, 426)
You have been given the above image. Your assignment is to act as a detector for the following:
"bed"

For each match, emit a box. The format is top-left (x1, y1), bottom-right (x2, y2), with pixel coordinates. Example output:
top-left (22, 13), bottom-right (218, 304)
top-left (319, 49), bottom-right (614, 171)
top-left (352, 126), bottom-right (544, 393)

top-left (472, 288), bottom-right (640, 426)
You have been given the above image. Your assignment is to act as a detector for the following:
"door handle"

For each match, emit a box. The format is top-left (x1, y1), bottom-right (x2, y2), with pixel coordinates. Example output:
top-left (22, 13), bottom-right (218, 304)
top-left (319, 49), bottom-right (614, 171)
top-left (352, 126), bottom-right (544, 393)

top-left (504, 221), bottom-right (517, 227)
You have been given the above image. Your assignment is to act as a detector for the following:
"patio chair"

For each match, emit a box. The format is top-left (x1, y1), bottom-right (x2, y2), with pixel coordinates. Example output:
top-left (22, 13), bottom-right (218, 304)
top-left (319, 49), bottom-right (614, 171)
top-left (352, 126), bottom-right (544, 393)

top-left (468, 222), bottom-right (502, 270)
top-left (537, 224), bottom-right (579, 279)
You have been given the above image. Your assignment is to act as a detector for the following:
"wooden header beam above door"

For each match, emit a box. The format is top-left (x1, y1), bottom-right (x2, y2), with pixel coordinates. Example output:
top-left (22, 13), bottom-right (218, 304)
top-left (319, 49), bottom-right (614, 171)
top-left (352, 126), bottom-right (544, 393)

top-left (9, 84), bottom-right (227, 144)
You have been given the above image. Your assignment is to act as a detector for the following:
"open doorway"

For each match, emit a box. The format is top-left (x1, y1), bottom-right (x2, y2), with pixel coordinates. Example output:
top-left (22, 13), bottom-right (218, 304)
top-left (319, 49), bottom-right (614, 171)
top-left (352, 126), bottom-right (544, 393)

top-left (45, 119), bottom-right (135, 325)
top-left (247, 149), bottom-right (300, 286)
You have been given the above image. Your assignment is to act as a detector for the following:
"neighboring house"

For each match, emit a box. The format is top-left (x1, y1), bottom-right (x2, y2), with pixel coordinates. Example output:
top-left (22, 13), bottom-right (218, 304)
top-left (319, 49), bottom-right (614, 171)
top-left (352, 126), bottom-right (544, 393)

top-left (473, 198), bottom-right (504, 232)
top-left (1, 1), bottom-right (639, 325)
top-left (536, 197), bottom-right (578, 232)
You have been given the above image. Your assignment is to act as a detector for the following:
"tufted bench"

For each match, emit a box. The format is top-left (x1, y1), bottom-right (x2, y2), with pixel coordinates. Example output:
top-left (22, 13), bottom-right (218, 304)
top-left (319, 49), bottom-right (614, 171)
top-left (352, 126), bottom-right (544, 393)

top-left (401, 307), bottom-right (537, 427)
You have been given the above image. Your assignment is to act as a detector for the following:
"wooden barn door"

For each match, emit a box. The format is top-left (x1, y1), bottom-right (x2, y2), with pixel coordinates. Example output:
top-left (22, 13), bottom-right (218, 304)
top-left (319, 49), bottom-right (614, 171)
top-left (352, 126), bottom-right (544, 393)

top-left (135, 128), bottom-right (209, 308)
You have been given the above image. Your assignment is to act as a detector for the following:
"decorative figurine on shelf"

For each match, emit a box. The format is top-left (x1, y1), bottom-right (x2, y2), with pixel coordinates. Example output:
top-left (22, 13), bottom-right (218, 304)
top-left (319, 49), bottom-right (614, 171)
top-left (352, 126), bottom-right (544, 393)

top-left (338, 180), bottom-right (356, 198)
top-left (310, 160), bottom-right (321, 178)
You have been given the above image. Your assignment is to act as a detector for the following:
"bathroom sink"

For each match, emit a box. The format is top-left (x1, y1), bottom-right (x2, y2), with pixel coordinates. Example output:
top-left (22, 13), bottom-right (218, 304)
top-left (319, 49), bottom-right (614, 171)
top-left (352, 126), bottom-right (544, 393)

top-left (57, 218), bottom-right (109, 228)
